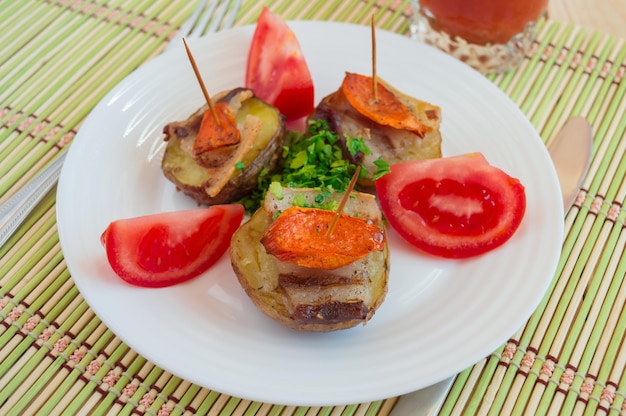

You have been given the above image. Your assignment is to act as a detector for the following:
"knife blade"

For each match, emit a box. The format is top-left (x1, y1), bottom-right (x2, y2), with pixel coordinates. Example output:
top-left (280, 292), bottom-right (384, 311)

top-left (388, 116), bottom-right (593, 415)
top-left (550, 116), bottom-right (593, 212)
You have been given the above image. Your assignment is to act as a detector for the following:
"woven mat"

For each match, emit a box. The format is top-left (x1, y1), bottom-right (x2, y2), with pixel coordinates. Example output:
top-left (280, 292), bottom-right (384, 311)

top-left (1, 1), bottom-right (625, 415)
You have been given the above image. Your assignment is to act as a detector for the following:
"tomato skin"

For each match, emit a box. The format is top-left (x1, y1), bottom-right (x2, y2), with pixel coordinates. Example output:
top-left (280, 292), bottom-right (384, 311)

top-left (375, 153), bottom-right (526, 258)
top-left (100, 205), bottom-right (244, 287)
top-left (245, 7), bottom-right (314, 121)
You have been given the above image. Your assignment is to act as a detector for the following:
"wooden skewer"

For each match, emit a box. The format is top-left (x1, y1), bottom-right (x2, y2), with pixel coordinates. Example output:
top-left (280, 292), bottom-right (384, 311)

top-left (371, 14), bottom-right (378, 102)
top-left (182, 38), bottom-right (220, 125)
top-left (326, 165), bottom-right (361, 238)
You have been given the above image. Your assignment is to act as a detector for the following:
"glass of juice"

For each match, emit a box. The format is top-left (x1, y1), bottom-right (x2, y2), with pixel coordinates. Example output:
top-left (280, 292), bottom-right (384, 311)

top-left (410, 0), bottom-right (548, 73)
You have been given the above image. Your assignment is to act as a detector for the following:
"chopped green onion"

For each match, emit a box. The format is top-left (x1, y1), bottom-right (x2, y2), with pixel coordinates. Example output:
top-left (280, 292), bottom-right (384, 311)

top-left (238, 120), bottom-right (387, 213)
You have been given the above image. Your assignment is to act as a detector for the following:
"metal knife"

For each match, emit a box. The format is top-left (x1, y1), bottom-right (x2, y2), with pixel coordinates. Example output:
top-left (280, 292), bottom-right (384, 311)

top-left (389, 116), bottom-right (593, 415)
top-left (550, 116), bottom-right (592, 211)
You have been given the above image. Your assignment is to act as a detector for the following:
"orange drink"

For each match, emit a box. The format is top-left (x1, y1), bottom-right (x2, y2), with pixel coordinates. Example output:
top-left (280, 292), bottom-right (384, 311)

top-left (410, 0), bottom-right (548, 73)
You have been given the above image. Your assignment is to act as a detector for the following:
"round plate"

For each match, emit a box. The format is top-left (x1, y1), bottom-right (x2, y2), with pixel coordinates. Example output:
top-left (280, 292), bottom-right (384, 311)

top-left (57, 21), bottom-right (563, 406)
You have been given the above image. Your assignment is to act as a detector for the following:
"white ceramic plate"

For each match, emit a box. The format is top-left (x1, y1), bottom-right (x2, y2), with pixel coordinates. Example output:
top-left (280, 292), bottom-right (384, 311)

top-left (57, 21), bottom-right (563, 407)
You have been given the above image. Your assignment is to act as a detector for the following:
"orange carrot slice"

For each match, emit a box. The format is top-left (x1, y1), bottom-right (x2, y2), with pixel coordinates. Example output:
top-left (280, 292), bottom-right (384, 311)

top-left (261, 206), bottom-right (385, 270)
top-left (341, 72), bottom-right (426, 137)
top-left (193, 102), bottom-right (241, 155)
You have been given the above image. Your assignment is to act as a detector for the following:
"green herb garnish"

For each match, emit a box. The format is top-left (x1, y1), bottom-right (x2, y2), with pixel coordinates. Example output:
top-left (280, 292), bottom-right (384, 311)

top-left (372, 157), bottom-right (391, 179)
top-left (238, 119), bottom-right (387, 213)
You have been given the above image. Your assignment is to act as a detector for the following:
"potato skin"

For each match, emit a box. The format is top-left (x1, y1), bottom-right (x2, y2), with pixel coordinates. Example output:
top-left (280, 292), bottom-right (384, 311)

top-left (230, 205), bottom-right (389, 332)
top-left (161, 89), bottom-right (286, 206)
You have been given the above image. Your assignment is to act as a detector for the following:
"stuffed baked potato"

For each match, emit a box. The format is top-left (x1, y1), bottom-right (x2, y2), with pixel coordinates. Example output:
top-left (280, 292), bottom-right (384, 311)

top-left (230, 187), bottom-right (389, 332)
top-left (310, 74), bottom-right (442, 188)
top-left (162, 88), bottom-right (286, 205)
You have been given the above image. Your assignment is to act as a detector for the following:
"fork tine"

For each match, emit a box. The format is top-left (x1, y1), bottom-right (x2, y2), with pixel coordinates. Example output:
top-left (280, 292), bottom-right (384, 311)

top-left (187, 0), bottom-right (221, 40)
top-left (169, 0), bottom-right (210, 49)
top-left (219, 0), bottom-right (242, 32)
top-left (205, 0), bottom-right (242, 34)
top-left (172, 0), bottom-right (241, 49)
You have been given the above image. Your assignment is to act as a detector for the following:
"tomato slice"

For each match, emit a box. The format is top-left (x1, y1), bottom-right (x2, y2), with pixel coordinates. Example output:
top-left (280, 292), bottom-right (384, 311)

top-left (194, 103), bottom-right (240, 155)
top-left (261, 206), bottom-right (385, 270)
top-left (100, 205), bottom-right (244, 287)
top-left (375, 153), bottom-right (526, 258)
top-left (245, 7), bottom-right (314, 121)
top-left (341, 73), bottom-right (426, 137)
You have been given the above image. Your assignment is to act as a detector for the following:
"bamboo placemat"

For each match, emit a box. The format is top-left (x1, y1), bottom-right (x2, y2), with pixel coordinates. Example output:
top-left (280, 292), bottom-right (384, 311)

top-left (1, 1), bottom-right (624, 415)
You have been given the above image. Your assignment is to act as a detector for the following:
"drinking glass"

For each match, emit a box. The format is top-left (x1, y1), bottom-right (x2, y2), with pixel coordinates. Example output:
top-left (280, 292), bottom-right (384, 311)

top-left (410, 0), bottom-right (548, 73)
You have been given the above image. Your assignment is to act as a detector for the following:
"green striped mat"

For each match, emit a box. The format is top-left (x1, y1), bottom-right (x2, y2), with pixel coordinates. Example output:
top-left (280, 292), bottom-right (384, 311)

top-left (1, 0), bottom-right (625, 415)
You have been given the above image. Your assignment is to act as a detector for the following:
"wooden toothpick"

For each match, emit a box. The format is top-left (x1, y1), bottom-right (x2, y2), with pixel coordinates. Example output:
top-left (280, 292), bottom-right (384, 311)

top-left (371, 14), bottom-right (378, 102)
top-left (326, 165), bottom-right (361, 238)
top-left (183, 38), bottom-right (220, 125)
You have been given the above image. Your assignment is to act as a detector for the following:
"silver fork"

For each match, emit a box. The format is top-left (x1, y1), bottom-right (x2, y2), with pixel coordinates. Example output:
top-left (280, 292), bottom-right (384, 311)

top-left (167, 0), bottom-right (242, 52)
top-left (0, 0), bottom-right (242, 249)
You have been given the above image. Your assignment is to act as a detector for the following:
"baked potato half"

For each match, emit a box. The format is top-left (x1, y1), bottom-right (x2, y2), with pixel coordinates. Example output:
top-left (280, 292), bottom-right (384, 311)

top-left (310, 75), bottom-right (442, 188)
top-left (230, 187), bottom-right (389, 332)
top-left (162, 88), bottom-right (286, 205)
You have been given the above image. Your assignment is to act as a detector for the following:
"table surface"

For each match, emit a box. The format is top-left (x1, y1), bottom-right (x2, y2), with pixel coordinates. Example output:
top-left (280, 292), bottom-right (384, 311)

top-left (1, 1), bottom-right (625, 415)
top-left (549, 0), bottom-right (626, 39)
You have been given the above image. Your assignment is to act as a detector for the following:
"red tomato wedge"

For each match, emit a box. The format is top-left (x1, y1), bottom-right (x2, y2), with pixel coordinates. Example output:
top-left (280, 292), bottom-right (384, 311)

top-left (100, 205), bottom-right (244, 287)
top-left (245, 7), bottom-right (314, 121)
top-left (375, 153), bottom-right (526, 258)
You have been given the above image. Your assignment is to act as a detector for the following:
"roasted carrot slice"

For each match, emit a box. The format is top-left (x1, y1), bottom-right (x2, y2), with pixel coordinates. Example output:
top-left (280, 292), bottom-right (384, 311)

top-left (341, 72), bottom-right (426, 137)
top-left (193, 102), bottom-right (241, 155)
top-left (261, 206), bottom-right (385, 270)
